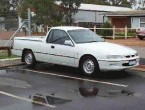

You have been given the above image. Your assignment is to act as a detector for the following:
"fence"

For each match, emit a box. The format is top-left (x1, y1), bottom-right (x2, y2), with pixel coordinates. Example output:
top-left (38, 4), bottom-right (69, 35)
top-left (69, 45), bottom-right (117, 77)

top-left (34, 25), bottom-right (137, 40)
top-left (89, 25), bottom-right (137, 40)
top-left (0, 15), bottom-right (26, 58)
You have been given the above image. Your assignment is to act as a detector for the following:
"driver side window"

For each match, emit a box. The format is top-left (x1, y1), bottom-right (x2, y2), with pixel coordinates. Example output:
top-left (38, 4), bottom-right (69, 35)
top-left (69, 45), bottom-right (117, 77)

top-left (47, 29), bottom-right (71, 45)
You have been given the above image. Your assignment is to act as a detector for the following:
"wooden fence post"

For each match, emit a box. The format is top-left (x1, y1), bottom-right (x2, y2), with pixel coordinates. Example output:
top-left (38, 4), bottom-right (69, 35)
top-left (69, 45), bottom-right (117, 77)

top-left (113, 26), bottom-right (115, 40)
top-left (94, 25), bottom-right (96, 33)
top-left (125, 25), bottom-right (127, 39)
top-left (47, 25), bottom-right (49, 32)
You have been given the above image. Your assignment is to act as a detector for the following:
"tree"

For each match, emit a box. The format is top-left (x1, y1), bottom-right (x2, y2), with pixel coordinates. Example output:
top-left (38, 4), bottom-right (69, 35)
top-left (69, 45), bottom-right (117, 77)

top-left (83, 0), bottom-right (110, 5)
top-left (120, 0), bottom-right (132, 7)
top-left (108, 0), bottom-right (132, 7)
top-left (132, 0), bottom-right (145, 9)
top-left (19, 0), bottom-right (82, 26)
top-left (83, 0), bottom-right (132, 8)
top-left (60, 0), bottom-right (83, 25)
top-left (0, 0), bottom-right (20, 30)
top-left (19, 0), bottom-right (64, 26)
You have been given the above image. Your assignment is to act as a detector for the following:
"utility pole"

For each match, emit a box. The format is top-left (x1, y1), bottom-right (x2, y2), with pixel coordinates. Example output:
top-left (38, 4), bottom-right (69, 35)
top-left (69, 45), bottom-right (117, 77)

top-left (28, 8), bottom-right (31, 36)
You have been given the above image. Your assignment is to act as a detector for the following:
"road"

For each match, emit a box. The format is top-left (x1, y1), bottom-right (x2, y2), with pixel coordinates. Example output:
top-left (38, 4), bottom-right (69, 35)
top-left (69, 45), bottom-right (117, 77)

top-left (0, 64), bottom-right (145, 110)
top-left (130, 46), bottom-right (145, 58)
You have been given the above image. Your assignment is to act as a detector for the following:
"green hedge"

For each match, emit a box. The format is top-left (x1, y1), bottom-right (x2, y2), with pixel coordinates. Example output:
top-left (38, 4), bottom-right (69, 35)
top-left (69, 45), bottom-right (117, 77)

top-left (98, 21), bottom-right (113, 36)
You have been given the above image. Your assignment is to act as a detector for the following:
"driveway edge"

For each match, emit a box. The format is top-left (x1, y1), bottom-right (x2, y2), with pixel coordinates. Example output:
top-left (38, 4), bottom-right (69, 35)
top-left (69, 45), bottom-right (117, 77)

top-left (0, 58), bottom-right (24, 68)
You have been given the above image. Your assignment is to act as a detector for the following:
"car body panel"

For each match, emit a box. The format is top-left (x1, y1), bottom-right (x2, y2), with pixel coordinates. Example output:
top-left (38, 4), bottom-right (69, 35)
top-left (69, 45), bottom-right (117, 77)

top-left (136, 28), bottom-right (145, 40)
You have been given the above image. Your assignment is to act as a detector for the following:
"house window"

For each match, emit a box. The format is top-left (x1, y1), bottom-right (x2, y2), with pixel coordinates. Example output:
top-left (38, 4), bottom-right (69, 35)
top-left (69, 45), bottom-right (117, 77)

top-left (140, 17), bottom-right (145, 27)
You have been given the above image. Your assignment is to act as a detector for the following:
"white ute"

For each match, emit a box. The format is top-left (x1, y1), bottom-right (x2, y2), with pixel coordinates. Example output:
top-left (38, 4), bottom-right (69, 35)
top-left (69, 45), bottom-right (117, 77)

top-left (12, 26), bottom-right (140, 75)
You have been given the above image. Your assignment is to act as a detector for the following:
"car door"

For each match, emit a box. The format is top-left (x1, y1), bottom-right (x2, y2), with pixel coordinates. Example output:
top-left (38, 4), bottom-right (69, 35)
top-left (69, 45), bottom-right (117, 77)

top-left (37, 30), bottom-right (53, 63)
top-left (46, 29), bottom-right (76, 67)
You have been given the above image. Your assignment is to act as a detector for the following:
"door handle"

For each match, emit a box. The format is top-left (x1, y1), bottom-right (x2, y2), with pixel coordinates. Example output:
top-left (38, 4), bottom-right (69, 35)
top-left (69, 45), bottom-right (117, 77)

top-left (51, 45), bottom-right (55, 49)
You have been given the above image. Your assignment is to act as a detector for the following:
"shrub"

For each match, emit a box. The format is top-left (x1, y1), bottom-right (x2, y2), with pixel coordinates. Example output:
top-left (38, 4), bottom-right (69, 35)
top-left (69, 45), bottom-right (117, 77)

top-left (98, 21), bottom-right (113, 37)
top-left (116, 29), bottom-right (136, 37)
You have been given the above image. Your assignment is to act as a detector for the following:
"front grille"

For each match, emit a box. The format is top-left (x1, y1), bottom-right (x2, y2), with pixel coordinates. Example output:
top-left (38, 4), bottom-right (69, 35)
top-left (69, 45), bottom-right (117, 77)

top-left (122, 63), bottom-right (130, 66)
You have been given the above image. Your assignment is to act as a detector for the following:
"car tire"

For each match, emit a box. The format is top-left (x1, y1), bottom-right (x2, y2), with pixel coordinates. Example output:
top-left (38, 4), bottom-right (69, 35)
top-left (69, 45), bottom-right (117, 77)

top-left (138, 36), bottom-right (144, 40)
top-left (24, 50), bottom-right (36, 67)
top-left (80, 56), bottom-right (100, 76)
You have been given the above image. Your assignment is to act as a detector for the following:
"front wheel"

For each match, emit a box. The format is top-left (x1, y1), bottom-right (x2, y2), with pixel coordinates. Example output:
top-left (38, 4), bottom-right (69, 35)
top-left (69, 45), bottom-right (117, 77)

top-left (138, 35), bottom-right (144, 40)
top-left (80, 56), bottom-right (100, 76)
top-left (24, 50), bottom-right (36, 67)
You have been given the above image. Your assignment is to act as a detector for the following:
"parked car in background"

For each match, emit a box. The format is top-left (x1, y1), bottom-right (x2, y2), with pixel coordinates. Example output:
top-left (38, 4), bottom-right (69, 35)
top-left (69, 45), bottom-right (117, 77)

top-left (136, 28), bottom-right (145, 40)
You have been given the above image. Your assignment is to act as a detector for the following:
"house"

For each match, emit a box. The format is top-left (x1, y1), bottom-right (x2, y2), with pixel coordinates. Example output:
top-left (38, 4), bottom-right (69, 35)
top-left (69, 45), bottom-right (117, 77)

top-left (18, 2), bottom-right (134, 32)
top-left (56, 2), bottom-right (133, 27)
top-left (104, 10), bottom-right (145, 28)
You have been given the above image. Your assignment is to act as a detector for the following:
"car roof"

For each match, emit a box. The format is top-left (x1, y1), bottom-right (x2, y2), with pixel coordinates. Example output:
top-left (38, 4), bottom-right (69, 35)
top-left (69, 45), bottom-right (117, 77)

top-left (51, 26), bottom-right (88, 31)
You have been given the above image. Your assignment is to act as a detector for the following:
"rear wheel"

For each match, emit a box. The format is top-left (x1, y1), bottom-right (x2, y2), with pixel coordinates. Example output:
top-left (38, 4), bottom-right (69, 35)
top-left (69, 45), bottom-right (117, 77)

top-left (24, 50), bottom-right (36, 67)
top-left (80, 56), bottom-right (100, 76)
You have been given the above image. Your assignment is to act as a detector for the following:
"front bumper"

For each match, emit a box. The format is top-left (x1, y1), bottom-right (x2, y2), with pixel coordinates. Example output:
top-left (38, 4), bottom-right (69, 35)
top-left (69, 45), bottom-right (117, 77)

top-left (98, 58), bottom-right (139, 71)
top-left (137, 34), bottom-right (145, 37)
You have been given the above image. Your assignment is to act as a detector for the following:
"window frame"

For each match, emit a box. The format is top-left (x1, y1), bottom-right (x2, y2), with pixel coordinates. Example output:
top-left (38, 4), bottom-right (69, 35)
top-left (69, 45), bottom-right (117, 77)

top-left (140, 17), bottom-right (145, 28)
top-left (46, 29), bottom-right (74, 46)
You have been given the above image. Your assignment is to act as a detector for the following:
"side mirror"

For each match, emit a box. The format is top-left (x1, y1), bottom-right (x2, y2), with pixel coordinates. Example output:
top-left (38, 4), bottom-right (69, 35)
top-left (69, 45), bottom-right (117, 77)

top-left (64, 40), bottom-right (73, 46)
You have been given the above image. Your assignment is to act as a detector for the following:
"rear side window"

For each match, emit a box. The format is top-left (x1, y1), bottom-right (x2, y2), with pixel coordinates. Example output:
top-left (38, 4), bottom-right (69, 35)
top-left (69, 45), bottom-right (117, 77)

top-left (47, 29), bottom-right (70, 45)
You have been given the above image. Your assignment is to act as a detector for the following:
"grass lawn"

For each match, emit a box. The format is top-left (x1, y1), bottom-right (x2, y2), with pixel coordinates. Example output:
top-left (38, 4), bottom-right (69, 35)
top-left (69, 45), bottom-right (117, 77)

top-left (0, 50), bottom-right (19, 59)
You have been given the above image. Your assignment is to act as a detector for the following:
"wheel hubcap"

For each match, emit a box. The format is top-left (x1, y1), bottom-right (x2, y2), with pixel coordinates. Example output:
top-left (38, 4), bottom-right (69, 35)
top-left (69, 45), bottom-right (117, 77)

top-left (83, 59), bottom-right (95, 75)
top-left (25, 53), bottom-right (33, 65)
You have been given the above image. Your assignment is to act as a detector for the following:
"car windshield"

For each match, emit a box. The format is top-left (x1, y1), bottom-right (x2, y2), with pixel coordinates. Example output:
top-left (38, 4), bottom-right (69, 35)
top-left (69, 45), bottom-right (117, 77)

top-left (68, 29), bottom-right (105, 44)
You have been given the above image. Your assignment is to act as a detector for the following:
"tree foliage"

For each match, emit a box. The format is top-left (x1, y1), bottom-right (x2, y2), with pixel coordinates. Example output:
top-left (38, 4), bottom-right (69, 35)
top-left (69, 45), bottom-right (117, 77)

top-left (83, 0), bottom-right (110, 5)
top-left (0, 0), bottom-right (19, 17)
top-left (19, 0), bottom-right (82, 26)
top-left (131, 0), bottom-right (145, 9)
top-left (59, 0), bottom-right (83, 25)
top-left (109, 0), bottom-right (132, 7)
top-left (83, 0), bottom-right (133, 8)
top-left (0, 0), bottom-right (20, 30)
top-left (19, 0), bottom-right (63, 26)
top-left (83, 0), bottom-right (145, 9)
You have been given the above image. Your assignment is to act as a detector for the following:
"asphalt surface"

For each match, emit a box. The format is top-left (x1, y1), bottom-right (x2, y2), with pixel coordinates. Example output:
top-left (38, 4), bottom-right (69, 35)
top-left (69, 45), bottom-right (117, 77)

top-left (0, 64), bottom-right (145, 110)
top-left (130, 46), bottom-right (145, 59)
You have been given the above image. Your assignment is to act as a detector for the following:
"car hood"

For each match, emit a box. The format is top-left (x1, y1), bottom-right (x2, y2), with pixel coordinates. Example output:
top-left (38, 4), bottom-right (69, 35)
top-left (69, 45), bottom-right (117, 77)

top-left (77, 42), bottom-right (137, 55)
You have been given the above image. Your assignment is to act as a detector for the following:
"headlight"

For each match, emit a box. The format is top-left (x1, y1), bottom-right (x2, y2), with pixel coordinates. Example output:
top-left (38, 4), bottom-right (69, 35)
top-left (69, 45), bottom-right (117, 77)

top-left (107, 55), bottom-right (123, 59)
